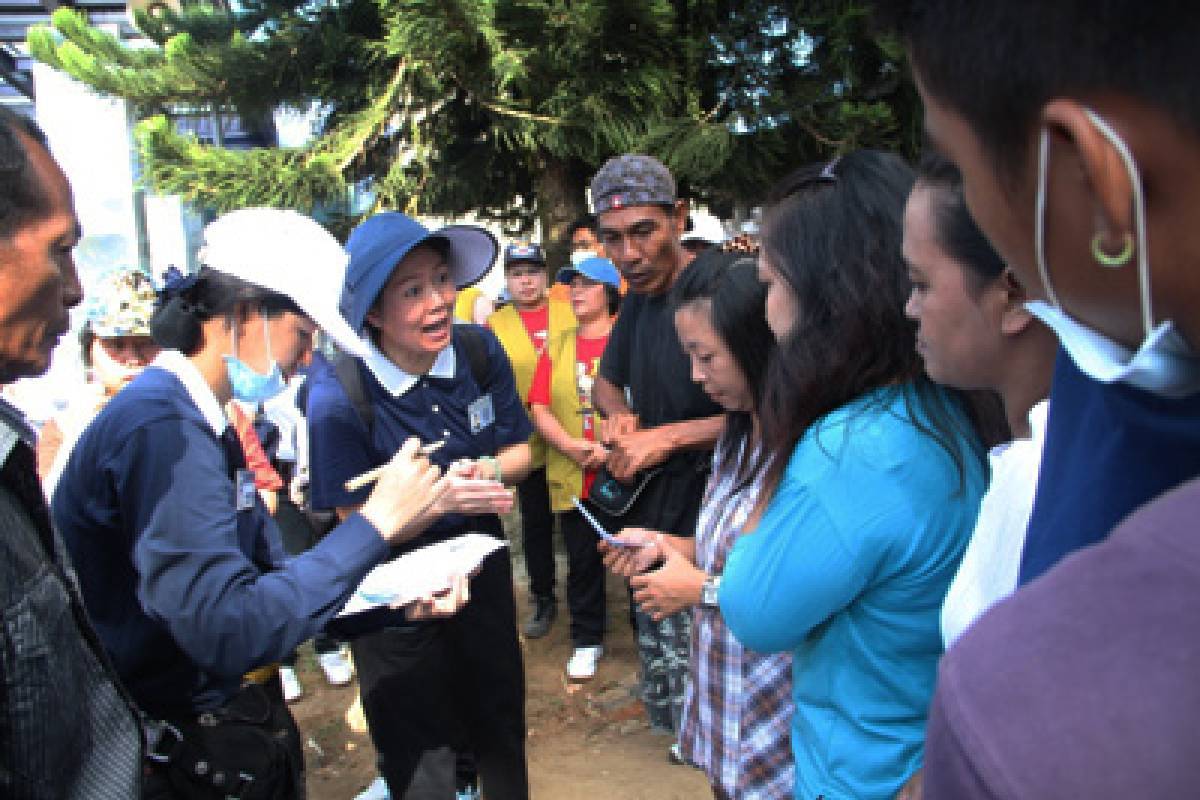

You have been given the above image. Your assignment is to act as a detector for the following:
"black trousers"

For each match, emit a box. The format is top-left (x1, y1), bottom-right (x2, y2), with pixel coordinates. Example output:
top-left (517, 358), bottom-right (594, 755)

top-left (517, 468), bottom-right (556, 599)
top-left (352, 548), bottom-right (528, 800)
top-left (558, 509), bottom-right (608, 647)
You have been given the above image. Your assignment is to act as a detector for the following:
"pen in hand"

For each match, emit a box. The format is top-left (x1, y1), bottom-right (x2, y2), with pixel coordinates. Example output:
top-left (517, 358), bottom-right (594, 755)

top-left (344, 440), bottom-right (447, 492)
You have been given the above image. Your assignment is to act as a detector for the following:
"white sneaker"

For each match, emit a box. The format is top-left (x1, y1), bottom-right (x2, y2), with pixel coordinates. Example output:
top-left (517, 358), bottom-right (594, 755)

top-left (353, 776), bottom-right (391, 800)
top-left (566, 645), bottom-right (603, 681)
top-left (318, 650), bottom-right (354, 686)
top-left (279, 666), bottom-right (303, 702)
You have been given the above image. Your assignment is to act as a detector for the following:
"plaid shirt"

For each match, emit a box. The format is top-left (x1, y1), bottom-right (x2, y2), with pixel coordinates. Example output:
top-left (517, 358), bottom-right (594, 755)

top-left (679, 445), bottom-right (794, 799)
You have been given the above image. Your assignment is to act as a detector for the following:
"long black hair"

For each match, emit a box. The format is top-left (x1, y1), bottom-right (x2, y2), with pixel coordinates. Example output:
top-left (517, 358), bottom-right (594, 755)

top-left (669, 247), bottom-right (775, 487)
top-left (151, 267), bottom-right (300, 355)
top-left (755, 149), bottom-right (985, 497)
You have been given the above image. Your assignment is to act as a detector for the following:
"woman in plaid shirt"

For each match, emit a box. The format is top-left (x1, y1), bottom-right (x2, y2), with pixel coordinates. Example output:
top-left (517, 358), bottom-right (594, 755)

top-left (603, 248), bottom-right (794, 798)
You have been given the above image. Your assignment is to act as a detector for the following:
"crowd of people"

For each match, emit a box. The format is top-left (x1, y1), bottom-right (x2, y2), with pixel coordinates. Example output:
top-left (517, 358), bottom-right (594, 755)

top-left (1, 1), bottom-right (1198, 799)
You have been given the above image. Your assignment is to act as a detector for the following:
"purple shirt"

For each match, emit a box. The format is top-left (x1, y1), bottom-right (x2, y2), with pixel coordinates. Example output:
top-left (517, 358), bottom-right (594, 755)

top-left (925, 477), bottom-right (1200, 799)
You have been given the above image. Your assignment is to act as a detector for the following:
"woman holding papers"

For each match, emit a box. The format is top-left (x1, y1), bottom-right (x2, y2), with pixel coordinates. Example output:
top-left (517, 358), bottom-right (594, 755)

top-left (526, 255), bottom-right (621, 681)
top-left (600, 248), bottom-right (794, 799)
top-left (306, 212), bottom-right (533, 800)
top-left (50, 208), bottom-right (445, 799)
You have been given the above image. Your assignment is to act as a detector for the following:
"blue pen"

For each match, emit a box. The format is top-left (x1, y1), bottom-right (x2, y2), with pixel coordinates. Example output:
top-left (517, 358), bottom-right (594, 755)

top-left (572, 497), bottom-right (651, 548)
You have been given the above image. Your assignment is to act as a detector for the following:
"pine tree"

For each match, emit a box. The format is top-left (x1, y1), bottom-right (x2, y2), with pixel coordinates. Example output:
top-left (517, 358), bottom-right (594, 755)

top-left (28, 0), bottom-right (917, 252)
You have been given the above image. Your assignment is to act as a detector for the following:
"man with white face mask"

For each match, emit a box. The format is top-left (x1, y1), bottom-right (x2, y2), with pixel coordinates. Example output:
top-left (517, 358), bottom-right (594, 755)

top-left (1011, 109), bottom-right (1200, 583)
top-left (877, 1), bottom-right (1200, 798)
top-left (884, 5), bottom-right (1200, 589)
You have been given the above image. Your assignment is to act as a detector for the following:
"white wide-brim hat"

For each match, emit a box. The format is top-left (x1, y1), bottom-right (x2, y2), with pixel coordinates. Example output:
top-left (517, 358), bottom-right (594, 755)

top-left (199, 208), bottom-right (367, 357)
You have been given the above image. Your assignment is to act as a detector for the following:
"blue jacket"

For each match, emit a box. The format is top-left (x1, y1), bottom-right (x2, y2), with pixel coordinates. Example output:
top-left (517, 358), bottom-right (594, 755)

top-left (52, 361), bottom-right (389, 717)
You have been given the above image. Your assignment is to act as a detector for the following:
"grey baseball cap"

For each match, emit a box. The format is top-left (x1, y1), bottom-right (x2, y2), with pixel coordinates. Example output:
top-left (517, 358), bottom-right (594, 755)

top-left (589, 154), bottom-right (676, 214)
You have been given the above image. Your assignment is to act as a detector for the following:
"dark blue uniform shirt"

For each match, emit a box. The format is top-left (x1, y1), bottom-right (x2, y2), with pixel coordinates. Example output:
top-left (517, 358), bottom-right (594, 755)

top-left (307, 325), bottom-right (531, 554)
top-left (52, 354), bottom-right (389, 718)
top-left (1019, 349), bottom-right (1200, 584)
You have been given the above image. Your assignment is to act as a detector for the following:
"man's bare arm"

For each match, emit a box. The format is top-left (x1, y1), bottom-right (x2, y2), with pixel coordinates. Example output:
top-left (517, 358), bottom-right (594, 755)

top-left (654, 414), bottom-right (726, 454)
top-left (606, 413), bottom-right (727, 480)
top-left (591, 374), bottom-right (633, 419)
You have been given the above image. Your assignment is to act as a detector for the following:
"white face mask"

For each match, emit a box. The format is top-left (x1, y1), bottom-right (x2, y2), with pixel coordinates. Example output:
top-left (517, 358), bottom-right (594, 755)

top-left (1028, 108), bottom-right (1200, 398)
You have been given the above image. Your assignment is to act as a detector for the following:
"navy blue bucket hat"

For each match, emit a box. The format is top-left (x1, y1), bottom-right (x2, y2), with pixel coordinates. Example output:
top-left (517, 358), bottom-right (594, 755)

top-left (340, 212), bottom-right (498, 333)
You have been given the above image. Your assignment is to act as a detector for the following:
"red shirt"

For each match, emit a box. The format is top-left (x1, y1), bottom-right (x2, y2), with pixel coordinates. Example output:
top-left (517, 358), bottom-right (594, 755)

top-left (529, 334), bottom-right (609, 498)
top-left (518, 305), bottom-right (550, 354)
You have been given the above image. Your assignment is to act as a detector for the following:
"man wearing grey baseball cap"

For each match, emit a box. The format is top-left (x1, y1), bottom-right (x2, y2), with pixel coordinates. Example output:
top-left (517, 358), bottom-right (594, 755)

top-left (589, 154), bottom-right (726, 748)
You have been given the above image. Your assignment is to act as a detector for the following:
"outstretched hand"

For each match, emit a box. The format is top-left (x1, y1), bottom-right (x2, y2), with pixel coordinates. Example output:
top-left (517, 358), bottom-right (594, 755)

top-left (430, 460), bottom-right (514, 517)
top-left (359, 438), bottom-right (444, 544)
top-left (605, 428), bottom-right (671, 481)
top-left (629, 544), bottom-right (705, 621)
top-left (599, 413), bottom-right (639, 446)
top-left (403, 573), bottom-right (471, 621)
top-left (599, 527), bottom-right (663, 577)
top-left (575, 440), bottom-right (610, 471)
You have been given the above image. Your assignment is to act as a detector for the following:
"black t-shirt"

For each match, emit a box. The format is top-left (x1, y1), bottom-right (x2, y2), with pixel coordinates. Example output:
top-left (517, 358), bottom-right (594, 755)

top-left (599, 289), bottom-right (722, 536)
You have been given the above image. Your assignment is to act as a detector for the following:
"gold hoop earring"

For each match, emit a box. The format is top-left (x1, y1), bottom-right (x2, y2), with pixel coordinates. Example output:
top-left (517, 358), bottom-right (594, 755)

top-left (1091, 231), bottom-right (1133, 268)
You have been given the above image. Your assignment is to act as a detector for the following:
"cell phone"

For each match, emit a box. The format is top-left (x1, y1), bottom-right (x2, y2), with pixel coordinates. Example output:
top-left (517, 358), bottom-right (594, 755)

top-left (572, 497), bottom-right (645, 548)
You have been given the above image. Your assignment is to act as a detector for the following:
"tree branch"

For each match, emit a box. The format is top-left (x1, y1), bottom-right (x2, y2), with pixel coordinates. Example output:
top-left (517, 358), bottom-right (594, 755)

top-left (474, 97), bottom-right (565, 126)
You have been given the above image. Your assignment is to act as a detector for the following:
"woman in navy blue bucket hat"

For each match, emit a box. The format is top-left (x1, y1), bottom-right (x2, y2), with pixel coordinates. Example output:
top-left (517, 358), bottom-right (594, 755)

top-left (306, 211), bottom-right (534, 800)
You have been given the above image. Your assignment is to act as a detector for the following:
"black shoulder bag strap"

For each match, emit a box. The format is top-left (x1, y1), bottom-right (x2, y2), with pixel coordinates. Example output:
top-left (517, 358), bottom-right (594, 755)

top-left (332, 352), bottom-right (374, 432)
top-left (456, 325), bottom-right (491, 393)
top-left (332, 328), bottom-right (489, 435)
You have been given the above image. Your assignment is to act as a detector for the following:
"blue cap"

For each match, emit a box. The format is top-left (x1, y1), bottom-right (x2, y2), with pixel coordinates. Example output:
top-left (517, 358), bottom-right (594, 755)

top-left (340, 212), bottom-right (498, 333)
top-left (556, 256), bottom-right (621, 289)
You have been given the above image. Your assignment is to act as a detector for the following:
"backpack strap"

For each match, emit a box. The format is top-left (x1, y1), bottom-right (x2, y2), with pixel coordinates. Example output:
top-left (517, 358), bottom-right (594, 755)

top-left (456, 325), bottom-right (491, 392)
top-left (332, 328), bottom-right (488, 434)
top-left (332, 352), bottom-right (374, 432)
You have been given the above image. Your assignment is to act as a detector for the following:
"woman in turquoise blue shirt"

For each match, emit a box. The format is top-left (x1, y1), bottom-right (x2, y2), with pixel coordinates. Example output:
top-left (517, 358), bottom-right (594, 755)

top-left (720, 151), bottom-right (989, 800)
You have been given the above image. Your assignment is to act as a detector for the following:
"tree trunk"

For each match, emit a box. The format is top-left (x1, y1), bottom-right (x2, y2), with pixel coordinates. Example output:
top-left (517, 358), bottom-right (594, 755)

top-left (534, 154), bottom-right (591, 276)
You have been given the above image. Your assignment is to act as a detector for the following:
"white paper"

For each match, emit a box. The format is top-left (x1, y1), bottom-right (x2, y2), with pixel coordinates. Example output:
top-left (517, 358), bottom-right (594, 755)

top-left (338, 533), bottom-right (508, 617)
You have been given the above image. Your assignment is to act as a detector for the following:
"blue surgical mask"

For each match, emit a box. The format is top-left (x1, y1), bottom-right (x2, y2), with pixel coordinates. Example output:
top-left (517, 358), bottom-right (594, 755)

top-left (224, 317), bottom-right (287, 404)
top-left (1029, 108), bottom-right (1200, 398)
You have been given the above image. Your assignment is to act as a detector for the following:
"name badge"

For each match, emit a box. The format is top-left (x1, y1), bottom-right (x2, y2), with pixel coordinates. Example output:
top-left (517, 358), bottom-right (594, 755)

top-left (467, 394), bottom-right (495, 435)
top-left (235, 469), bottom-right (257, 512)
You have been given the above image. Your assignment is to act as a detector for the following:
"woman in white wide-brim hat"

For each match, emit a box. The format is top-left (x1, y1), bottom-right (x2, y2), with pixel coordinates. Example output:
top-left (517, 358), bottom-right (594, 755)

top-left (50, 208), bottom-right (451, 799)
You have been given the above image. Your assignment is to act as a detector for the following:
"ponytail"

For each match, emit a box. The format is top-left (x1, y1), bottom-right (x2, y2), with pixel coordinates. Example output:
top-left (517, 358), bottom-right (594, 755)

top-left (151, 266), bottom-right (299, 355)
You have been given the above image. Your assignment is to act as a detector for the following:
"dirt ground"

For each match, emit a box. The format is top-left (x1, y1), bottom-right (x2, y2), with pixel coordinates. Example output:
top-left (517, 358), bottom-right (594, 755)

top-left (289, 548), bottom-right (710, 800)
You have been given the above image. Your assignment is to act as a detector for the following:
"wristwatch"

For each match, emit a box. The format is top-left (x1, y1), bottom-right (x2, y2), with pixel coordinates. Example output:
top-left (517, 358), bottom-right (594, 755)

top-left (700, 574), bottom-right (721, 609)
